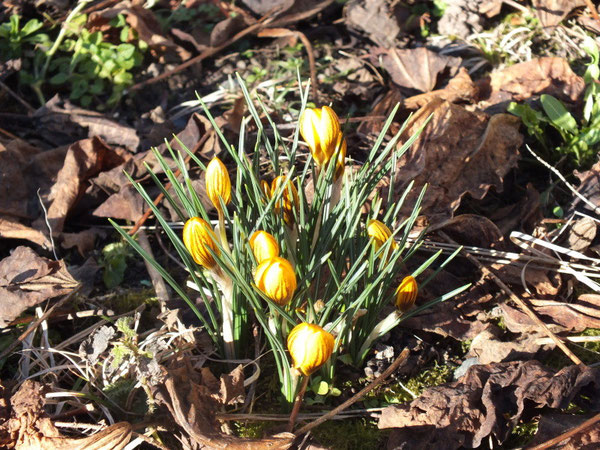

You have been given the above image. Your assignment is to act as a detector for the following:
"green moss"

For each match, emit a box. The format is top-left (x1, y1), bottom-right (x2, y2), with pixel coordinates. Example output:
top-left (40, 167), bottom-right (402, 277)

top-left (311, 418), bottom-right (388, 450)
top-left (233, 420), bottom-right (271, 439)
top-left (544, 328), bottom-right (600, 369)
top-left (504, 419), bottom-right (539, 448)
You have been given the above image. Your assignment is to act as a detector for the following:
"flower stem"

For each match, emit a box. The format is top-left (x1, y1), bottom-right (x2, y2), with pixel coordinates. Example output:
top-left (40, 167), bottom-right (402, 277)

top-left (287, 374), bottom-right (309, 432)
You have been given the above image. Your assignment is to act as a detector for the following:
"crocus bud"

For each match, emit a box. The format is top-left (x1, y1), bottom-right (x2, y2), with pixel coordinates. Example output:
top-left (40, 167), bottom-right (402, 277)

top-left (299, 106), bottom-right (342, 168)
top-left (183, 217), bottom-right (220, 269)
top-left (367, 219), bottom-right (398, 254)
top-left (254, 257), bottom-right (297, 305)
top-left (260, 179), bottom-right (271, 198)
top-left (395, 276), bottom-right (418, 312)
top-left (249, 230), bottom-right (279, 264)
top-left (271, 176), bottom-right (299, 226)
top-left (206, 157), bottom-right (231, 213)
top-left (287, 323), bottom-right (335, 376)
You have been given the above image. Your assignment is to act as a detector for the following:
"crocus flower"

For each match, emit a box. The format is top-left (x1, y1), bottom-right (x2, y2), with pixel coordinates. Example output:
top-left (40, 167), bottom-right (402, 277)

top-left (182, 217), bottom-right (220, 269)
top-left (254, 256), bottom-right (297, 305)
top-left (287, 323), bottom-right (335, 376)
top-left (249, 230), bottom-right (279, 264)
top-left (395, 276), bottom-right (418, 312)
top-left (206, 157), bottom-right (231, 213)
top-left (299, 106), bottom-right (343, 168)
top-left (367, 219), bottom-right (398, 254)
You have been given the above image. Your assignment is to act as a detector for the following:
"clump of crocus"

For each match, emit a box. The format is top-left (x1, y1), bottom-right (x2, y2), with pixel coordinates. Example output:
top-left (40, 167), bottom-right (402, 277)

top-left (206, 157), bottom-right (231, 212)
top-left (395, 276), bottom-right (418, 312)
top-left (300, 106), bottom-right (345, 170)
top-left (367, 219), bottom-right (398, 257)
top-left (249, 230), bottom-right (279, 264)
top-left (254, 256), bottom-right (297, 305)
top-left (182, 217), bottom-right (220, 269)
top-left (270, 176), bottom-right (299, 226)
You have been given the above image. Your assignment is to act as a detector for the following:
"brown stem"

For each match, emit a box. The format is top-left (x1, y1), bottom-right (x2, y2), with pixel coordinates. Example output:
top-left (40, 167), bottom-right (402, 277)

top-left (295, 348), bottom-right (410, 435)
top-left (287, 374), bottom-right (309, 432)
top-left (438, 231), bottom-right (583, 366)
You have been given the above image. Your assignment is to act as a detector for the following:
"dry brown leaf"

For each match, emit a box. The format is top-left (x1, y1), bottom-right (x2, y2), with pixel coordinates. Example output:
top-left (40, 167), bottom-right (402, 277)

top-left (38, 137), bottom-right (126, 234)
top-left (61, 228), bottom-right (105, 256)
top-left (154, 363), bottom-right (293, 449)
top-left (484, 56), bottom-right (585, 106)
top-left (566, 217), bottom-right (596, 253)
top-left (0, 380), bottom-right (131, 449)
top-left (0, 218), bottom-right (52, 250)
top-left (404, 67), bottom-right (478, 109)
top-left (240, 0), bottom-right (294, 15)
top-left (392, 98), bottom-right (522, 226)
top-left (528, 412), bottom-right (600, 449)
top-left (501, 294), bottom-right (600, 333)
top-left (573, 159), bottom-right (600, 213)
top-left (0, 247), bottom-right (78, 326)
top-left (345, 0), bottom-right (401, 47)
top-left (380, 47), bottom-right (461, 93)
top-left (466, 325), bottom-right (549, 364)
top-left (533, 0), bottom-right (586, 28)
top-left (379, 361), bottom-right (600, 449)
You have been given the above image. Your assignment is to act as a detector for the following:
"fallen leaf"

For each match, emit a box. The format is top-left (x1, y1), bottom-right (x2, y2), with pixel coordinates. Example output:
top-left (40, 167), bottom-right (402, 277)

top-left (79, 325), bottom-right (116, 365)
top-left (566, 217), bottom-right (596, 253)
top-left (0, 247), bottom-right (78, 327)
top-left (379, 47), bottom-right (461, 93)
top-left (573, 159), bottom-right (600, 213)
top-left (404, 67), bottom-right (478, 109)
top-left (210, 16), bottom-right (246, 47)
top-left (466, 325), bottom-right (549, 364)
top-left (0, 218), bottom-right (51, 250)
top-left (345, 0), bottom-right (401, 47)
top-left (36, 137), bottom-right (126, 234)
top-left (501, 294), bottom-right (600, 333)
top-left (490, 183), bottom-right (542, 235)
top-left (432, 214), bottom-right (503, 248)
top-left (484, 57), bottom-right (585, 106)
top-left (0, 380), bottom-right (132, 449)
top-left (527, 412), bottom-right (600, 449)
top-left (154, 362), bottom-right (293, 449)
top-left (437, 0), bottom-right (484, 39)
top-left (60, 228), bottom-right (105, 256)
top-left (392, 98), bottom-right (522, 226)
top-left (533, 0), bottom-right (586, 28)
top-left (240, 0), bottom-right (294, 16)
top-left (379, 361), bottom-right (600, 449)
top-left (92, 185), bottom-right (145, 222)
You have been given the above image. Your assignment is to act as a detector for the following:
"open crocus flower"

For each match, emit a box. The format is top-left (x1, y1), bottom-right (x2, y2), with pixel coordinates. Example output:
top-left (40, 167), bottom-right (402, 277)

top-left (182, 217), bottom-right (220, 269)
top-left (205, 157), bottom-right (231, 213)
top-left (395, 275), bottom-right (418, 312)
top-left (367, 219), bottom-right (399, 255)
top-left (299, 106), bottom-right (342, 168)
top-left (249, 230), bottom-right (279, 264)
top-left (287, 323), bottom-right (335, 376)
top-left (271, 176), bottom-right (299, 226)
top-left (254, 256), bottom-right (297, 305)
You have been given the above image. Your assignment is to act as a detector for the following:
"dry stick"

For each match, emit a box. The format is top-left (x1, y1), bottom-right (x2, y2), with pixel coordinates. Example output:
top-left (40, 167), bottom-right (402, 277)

top-left (129, 0), bottom-right (335, 91)
top-left (287, 374), bottom-right (310, 432)
top-left (528, 412), bottom-right (600, 450)
top-left (0, 286), bottom-right (81, 361)
top-left (127, 132), bottom-right (211, 236)
top-left (437, 231), bottom-right (583, 366)
top-left (295, 31), bottom-right (318, 101)
top-left (295, 348), bottom-right (410, 435)
top-left (0, 80), bottom-right (35, 113)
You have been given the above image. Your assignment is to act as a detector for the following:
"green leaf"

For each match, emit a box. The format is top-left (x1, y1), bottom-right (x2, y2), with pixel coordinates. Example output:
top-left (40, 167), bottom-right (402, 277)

top-left (117, 43), bottom-right (135, 59)
top-left (113, 71), bottom-right (132, 85)
top-left (316, 380), bottom-right (329, 395)
top-left (49, 72), bottom-right (69, 85)
top-left (120, 26), bottom-right (130, 42)
top-left (21, 19), bottom-right (43, 37)
top-left (540, 94), bottom-right (578, 133)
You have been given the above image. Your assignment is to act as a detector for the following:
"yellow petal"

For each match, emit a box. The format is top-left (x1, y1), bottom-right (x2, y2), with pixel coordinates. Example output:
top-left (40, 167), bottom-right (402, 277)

top-left (287, 323), bottom-right (335, 376)
top-left (367, 219), bottom-right (398, 252)
top-left (206, 157), bottom-right (231, 213)
top-left (300, 106), bottom-right (342, 168)
top-left (249, 230), bottom-right (280, 263)
top-left (254, 257), bottom-right (296, 305)
top-left (395, 276), bottom-right (418, 312)
top-left (182, 217), bottom-right (220, 269)
top-left (271, 176), bottom-right (299, 226)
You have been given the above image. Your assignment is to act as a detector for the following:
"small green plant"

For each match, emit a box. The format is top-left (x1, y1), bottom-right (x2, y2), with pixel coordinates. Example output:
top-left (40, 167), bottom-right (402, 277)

top-left (101, 240), bottom-right (133, 288)
top-left (0, 15), bottom-right (50, 59)
top-left (509, 37), bottom-right (600, 168)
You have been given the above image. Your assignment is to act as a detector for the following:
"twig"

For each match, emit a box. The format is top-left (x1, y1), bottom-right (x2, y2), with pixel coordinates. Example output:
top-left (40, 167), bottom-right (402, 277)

top-left (127, 131), bottom-right (211, 236)
top-left (295, 348), bottom-right (410, 435)
top-left (0, 286), bottom-right (81, 361)
top-left (295, 31), bottom-right (318, 101)
top-left (287, 374), bottom-right (309, 432)
top-left (438, 231), bottom-right (583, 366)
top-left (0, 80), bottom-right (35, 113)
top-left (583, 0), bottom-right (600, 23)
top-left (528, 412), bottom-right (600, 450)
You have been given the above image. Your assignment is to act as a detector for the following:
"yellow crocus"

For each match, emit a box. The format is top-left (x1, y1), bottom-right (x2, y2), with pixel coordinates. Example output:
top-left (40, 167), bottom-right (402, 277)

top-left (287, 323), bottom-right (335, 376)
top-left (334, 132), bottom-right (347, 180)
top-left (254, 256), bottom-right (297, 305)
top-left (395, 276), bottom-right (418, 312)
top-left (182, 217), bottom-right (220, 269)
top-left (299, 106), bottom-right (342, 167)
top-left (205, 157), bottom-right (231, 213)
top-left (271, 176), bottom-right (299, 226)
top-left (367, 219), bottom-right (399, 254)
top-left (249, 230), bottom-right (280, 264)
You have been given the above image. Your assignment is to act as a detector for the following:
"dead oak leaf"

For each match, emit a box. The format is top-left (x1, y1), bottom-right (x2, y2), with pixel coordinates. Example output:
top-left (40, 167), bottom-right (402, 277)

top-left (0, 380), bottom-right (131, 449)
top-left (0, 218), bottom-right (52, 250)
top-left (379, 361), bottom-right (600, 449)
top-left (484, 56), bottom-right (585, 106)
top-left (379, 47), bottom-right (461, 93)
top-left (533, 0), bottom-right (586, 28)
top-left (0, 247), bottom-right (78, 327)
top-left (393, 98), bottom-right (522, 226)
